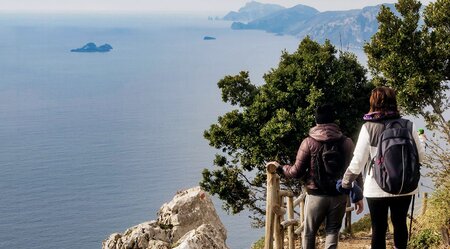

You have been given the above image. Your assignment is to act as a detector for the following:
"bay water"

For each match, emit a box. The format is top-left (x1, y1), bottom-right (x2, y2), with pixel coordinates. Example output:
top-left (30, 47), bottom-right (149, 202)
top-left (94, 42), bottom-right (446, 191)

top-left (1, 13), bottom-right (432, 249)
top-left (0, 13), bottom-right (301, 249)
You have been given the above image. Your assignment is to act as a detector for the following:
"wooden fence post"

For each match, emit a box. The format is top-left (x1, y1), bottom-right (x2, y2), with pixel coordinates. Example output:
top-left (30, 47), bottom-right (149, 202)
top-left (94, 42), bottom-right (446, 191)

top-left (273, 176), bottom-right (282, 249)
top-left (264, 163), bottom-right (278, 249)
top-left (287, 196), bottom-right (295, 249)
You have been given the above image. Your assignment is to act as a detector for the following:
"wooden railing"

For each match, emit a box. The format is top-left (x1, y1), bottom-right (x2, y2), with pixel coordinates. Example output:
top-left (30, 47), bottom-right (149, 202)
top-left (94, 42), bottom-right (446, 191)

top-left (264, 162), bottom-right (354, 249)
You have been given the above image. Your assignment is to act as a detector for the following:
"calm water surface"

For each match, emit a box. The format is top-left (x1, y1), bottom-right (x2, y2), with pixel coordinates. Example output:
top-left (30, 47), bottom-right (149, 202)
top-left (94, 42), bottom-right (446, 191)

top-left (1, 13), bottom-right (432, 249)
top-left (0, 13), bottom-right (301, 249)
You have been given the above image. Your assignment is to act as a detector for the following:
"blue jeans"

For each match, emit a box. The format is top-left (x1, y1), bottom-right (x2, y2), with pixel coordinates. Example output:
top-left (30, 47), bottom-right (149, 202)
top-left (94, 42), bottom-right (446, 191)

top-left (302, 194), bottom-right (347, 249)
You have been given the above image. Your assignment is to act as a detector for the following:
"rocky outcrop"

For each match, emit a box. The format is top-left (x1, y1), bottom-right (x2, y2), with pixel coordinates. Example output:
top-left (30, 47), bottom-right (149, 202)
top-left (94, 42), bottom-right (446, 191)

top-left (102, 186), bottom-right (229, 249)
top-left (173, 223), bottom-right (228, 249)
top-left (71, 42), bottom-right (112, 52)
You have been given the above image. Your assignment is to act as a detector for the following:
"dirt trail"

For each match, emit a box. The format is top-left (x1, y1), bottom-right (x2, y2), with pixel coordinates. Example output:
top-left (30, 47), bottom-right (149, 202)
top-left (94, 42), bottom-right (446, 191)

top-left (288, 233), bottom-right (396, 249)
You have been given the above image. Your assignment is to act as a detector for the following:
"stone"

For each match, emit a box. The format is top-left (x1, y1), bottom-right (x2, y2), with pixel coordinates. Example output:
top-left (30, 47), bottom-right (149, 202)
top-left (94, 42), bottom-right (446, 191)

top-left (173, 224), bottom-right (230, 249)
top-left (157, 186), bottom-right (227, 242)
top-left (102, 186), bottom-right (228, 249)
top-left (147, 240), bottom-right (170, 249)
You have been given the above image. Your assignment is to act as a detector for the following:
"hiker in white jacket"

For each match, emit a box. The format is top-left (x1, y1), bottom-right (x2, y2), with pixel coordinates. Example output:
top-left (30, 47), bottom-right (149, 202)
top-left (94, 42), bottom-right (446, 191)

top-left (341, 86), bottom-right (425, 249)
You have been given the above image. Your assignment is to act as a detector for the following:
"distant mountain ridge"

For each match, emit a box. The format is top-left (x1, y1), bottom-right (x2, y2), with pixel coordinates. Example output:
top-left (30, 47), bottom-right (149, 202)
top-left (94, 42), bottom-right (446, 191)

top-left (223, 1), bottom-right (286, 22)
top-left (231, 4), bottom-right (319, 34)
top-left (225, 2), bottom-right (398, 47)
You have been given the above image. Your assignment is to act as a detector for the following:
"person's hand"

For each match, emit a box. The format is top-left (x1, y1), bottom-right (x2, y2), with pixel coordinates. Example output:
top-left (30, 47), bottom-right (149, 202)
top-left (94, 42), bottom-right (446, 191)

top-left (275, 165), bottom-right (284, 176)
top-left (267, 161), bottom-right (283, 176)
top-left (267, 161), bottom-right (280, 167)
top-left (350, 183), bottom-right (363, 203)
top-left (336, 179), bottom-right (351, 194)
top-left (354, 199), bottom-right (364, 215)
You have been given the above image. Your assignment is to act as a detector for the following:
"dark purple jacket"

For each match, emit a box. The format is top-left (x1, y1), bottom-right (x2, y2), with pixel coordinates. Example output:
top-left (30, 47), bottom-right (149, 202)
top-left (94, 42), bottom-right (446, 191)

top-left (282, 123), bottom-right (356, 195)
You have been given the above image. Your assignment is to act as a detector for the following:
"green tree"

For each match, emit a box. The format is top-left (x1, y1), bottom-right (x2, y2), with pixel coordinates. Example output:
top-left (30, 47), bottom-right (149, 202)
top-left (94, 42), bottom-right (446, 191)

top-left (364, 0), bottom-right (449, 245)
top-left (200, 37), bottom-right (372, 225)
top-left (364, 0), bottom-right (449, 138)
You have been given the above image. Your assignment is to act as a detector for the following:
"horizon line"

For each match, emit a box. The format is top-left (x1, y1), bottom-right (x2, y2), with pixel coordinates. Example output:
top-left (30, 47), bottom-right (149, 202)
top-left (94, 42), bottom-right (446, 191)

top-left (0, 2), bottom-right (402, 17)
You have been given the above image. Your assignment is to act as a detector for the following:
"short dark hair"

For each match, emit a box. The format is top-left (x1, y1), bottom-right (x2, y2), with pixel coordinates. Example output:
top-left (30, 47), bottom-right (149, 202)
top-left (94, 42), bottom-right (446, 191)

top-left (315, 104), bottom-right (335, 124)
top-left (369, 86), bottom-right (398, 113)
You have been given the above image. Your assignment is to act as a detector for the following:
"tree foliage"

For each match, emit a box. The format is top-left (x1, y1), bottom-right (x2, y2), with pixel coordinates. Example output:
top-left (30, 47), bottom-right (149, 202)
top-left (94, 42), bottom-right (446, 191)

top-left (364, 0), bottom-right (449, 134)
top-left (201, 37), bottom-right (372, 225)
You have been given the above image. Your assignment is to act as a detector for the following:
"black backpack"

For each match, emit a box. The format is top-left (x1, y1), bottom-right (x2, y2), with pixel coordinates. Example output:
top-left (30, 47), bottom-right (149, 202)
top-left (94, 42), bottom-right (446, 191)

top-left (311, 136), bottom-right (346, 195)
top-left (368, 119), bottom-right (421, 194)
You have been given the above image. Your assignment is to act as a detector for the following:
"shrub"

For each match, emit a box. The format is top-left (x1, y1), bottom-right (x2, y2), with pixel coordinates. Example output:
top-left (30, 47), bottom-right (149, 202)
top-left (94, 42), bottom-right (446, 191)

top-left (251, 236), bottom-right (265, 249)
top-left (409, 229), bottom-right (441, 249)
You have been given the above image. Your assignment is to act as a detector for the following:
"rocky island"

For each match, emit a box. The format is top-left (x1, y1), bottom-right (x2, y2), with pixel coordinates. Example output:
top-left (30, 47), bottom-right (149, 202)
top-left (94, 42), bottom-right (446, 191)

top-left (70, 42), bottom-right (113, 52)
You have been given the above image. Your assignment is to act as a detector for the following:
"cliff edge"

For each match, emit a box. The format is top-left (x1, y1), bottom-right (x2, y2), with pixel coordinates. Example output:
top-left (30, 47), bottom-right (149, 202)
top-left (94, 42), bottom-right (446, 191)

top-left (102, 186), bottom-right (229, 249)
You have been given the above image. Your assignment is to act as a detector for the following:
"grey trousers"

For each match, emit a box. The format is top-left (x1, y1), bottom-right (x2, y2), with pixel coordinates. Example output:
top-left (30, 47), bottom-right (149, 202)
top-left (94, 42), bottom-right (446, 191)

top-left (302, 194), bottom-right (347, 249)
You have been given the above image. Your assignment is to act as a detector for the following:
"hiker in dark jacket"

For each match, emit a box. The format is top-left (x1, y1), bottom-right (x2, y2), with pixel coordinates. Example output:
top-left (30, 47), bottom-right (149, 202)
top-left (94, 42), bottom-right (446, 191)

top-left (271, 104), bottom-right (363, 249)
top-left (340, 87), bottom-right (425, 249)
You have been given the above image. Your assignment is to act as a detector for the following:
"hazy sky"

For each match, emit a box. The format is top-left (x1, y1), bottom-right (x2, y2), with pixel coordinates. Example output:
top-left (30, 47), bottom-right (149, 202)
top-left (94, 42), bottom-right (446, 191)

top-left (0, 0), bottom-right (435, 13)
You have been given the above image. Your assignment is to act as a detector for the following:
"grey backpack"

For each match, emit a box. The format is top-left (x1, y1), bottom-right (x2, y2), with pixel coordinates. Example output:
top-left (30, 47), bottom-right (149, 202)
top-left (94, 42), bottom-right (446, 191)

top-left (368, 119), bottom-right (421, 194)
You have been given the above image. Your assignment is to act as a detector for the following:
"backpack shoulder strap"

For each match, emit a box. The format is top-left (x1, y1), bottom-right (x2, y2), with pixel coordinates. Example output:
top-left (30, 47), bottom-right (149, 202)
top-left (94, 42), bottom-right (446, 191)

top-left (338, 134), bottom-right (347, 143)
top-left (406, 119), bottom-right (413, 132)
top-left (404, 119), bottom-right (420, 154)
top-left (385, 118), bottom-right (408, 129)
top-left (308, 136), bottom-right (323, 155)
top-left (335, 135), bottom-right (347, 151)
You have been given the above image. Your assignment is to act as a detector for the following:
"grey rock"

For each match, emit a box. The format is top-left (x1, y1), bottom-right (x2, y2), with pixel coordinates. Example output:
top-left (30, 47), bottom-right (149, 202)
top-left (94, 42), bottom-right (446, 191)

top-left (102, 187), bottom-right (228, 249)
top-left (157, 187), bottom-right (227, 243)
top-left (173, 224), bottom-right (229, 249)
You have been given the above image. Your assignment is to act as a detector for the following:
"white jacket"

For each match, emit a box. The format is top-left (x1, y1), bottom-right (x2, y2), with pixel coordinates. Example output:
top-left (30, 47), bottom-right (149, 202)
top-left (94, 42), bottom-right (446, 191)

top-left (343, 120), bottom-right (425, 198)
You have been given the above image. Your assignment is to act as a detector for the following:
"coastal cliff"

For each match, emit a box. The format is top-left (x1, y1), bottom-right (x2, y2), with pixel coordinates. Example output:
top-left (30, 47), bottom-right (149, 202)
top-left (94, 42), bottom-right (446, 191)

top-left (102, 186), bottom-right (229, 249)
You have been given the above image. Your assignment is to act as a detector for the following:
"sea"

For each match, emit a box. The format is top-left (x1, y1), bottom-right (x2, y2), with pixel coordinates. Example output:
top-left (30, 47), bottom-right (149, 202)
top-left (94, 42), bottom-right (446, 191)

top-left (0, 13), bottom-right (304, 249)
top-left (0, 13), bottom-right (431, 249)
